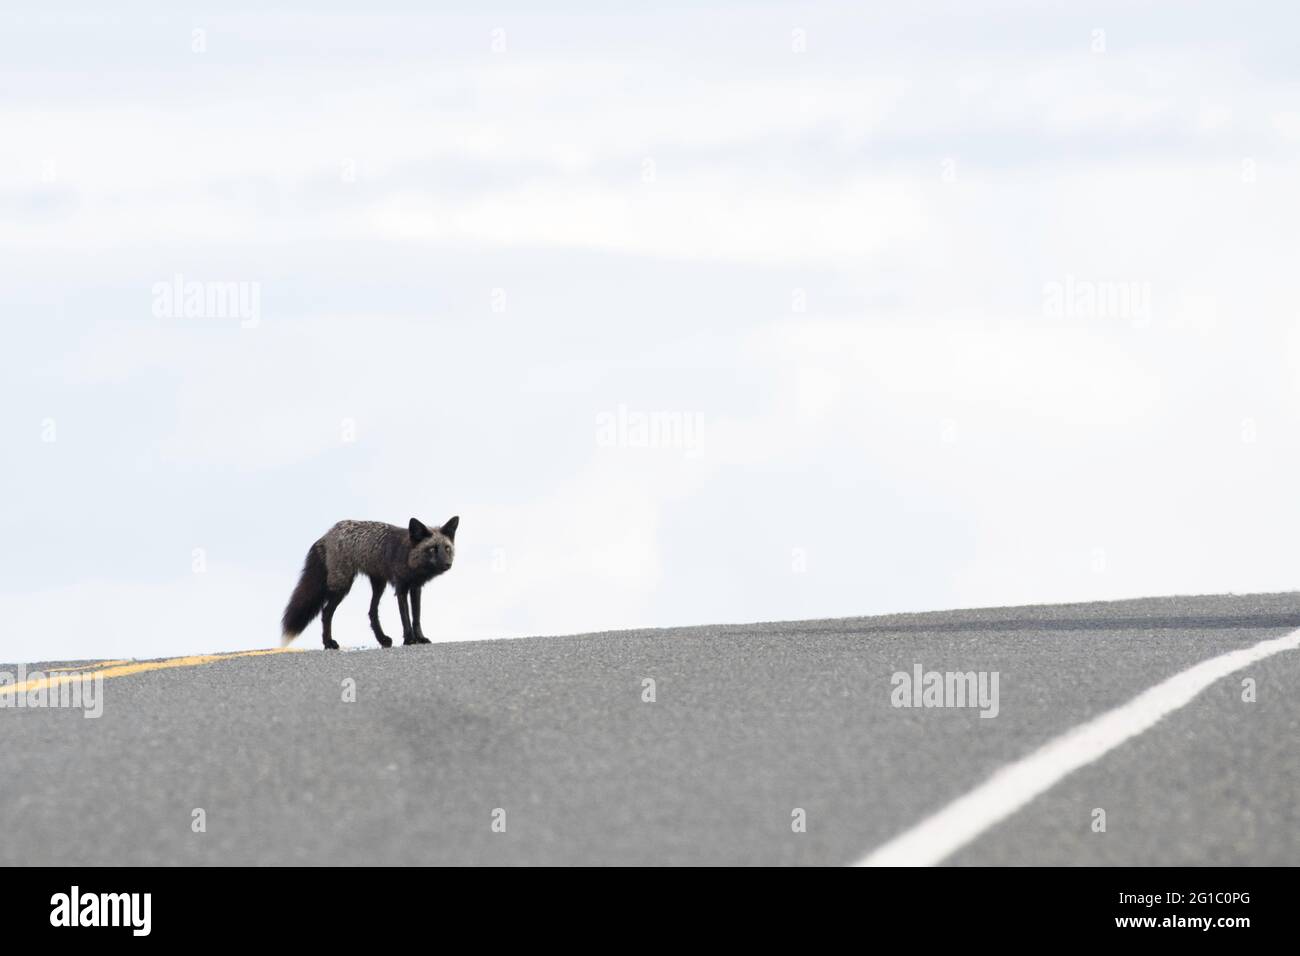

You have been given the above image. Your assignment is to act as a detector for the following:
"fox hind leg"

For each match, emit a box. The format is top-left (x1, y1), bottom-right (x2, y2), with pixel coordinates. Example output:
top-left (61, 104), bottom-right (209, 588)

top-left (320, 581), bottom-right (352, 650)
top-left (368, 575), bottom-right (392, 647)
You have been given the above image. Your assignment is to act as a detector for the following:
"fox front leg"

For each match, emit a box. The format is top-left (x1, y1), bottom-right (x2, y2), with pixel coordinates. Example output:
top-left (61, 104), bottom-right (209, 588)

top-left (409, 585), bottom-right (431, 644)
top-left (395, 586), bottom-right (418, 646)
top-left (367, 575), bottom-right (392, 648)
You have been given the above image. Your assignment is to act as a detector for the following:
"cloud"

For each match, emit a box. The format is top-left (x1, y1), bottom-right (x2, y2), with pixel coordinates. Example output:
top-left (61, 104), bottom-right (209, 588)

top-left (4, 3), bottom-right (1300, 663)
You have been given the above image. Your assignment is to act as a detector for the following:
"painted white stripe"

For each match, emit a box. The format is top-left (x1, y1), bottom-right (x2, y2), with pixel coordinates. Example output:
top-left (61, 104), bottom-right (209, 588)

top-left (856, 628), bottom-right (1300, 866)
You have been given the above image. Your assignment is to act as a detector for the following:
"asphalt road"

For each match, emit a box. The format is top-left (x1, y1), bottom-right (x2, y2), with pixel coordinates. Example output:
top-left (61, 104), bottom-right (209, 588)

top-left (2, 592), bottom-right (1297, 865)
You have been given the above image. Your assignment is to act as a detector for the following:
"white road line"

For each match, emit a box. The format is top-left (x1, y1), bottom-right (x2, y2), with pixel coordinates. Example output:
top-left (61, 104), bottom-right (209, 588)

top-left (856, 627), bottom-right (1300, 866)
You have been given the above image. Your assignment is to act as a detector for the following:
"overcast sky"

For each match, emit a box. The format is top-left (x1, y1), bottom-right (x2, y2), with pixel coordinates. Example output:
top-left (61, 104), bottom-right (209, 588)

top-left (4, 1), bottom-right (1300, 661)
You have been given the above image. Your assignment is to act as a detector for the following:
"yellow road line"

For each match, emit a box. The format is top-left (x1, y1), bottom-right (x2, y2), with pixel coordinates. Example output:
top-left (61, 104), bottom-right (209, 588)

top-left (0, 648), bottom-right (301, 698)
top-left (38, 659), bottom-right (131, 673)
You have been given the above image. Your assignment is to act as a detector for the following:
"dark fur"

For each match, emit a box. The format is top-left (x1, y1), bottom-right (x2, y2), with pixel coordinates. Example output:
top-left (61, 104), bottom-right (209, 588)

top-left (281, 515), bottom-right (458, 649)
top-left (281, 543), bottom-right (328, 637)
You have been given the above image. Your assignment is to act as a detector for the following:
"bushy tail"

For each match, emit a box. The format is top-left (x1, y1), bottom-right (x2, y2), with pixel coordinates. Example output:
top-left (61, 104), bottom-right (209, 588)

top-left (282, 543), bottom-right (328, 644)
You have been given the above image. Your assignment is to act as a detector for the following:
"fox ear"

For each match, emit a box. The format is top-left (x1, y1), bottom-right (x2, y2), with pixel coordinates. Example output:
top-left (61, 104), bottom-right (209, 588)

top-left (440, 515), bottom-right (459, 541)
top-left (409, 518), bottom-right (432, 543)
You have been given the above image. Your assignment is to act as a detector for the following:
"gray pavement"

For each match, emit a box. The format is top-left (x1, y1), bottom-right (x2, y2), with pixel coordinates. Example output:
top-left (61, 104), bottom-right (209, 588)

top-left (2, 592), bottom-right (1297, 865)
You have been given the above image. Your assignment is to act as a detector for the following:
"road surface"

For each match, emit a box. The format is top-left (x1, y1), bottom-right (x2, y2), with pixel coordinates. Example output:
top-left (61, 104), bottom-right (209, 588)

top-left (2, 592), bottom-right (1297, 865)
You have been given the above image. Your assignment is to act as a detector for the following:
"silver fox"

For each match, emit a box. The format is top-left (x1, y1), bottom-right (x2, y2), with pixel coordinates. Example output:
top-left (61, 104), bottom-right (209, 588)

top-left (281, 516), bottom-right (459, 649)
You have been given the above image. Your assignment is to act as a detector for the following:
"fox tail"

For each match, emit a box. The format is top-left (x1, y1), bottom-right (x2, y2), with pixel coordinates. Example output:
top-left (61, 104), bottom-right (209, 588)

top-left (282, 543), bottom-right (328, 644)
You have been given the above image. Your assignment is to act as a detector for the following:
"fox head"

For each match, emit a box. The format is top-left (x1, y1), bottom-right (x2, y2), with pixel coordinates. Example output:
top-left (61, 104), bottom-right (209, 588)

top-left (408, 515), bottom-right (458, 575)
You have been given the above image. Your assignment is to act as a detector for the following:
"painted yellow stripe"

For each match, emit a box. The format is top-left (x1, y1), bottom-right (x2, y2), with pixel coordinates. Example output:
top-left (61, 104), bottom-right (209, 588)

top-left (38, 659), bottom-right (131, 673)
top-left (0, 648), bottom-right (300, 698)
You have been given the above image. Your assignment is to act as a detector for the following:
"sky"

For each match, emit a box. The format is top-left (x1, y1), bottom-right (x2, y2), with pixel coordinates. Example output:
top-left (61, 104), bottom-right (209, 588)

top-left (3, 1), bottom-right (1300, 661)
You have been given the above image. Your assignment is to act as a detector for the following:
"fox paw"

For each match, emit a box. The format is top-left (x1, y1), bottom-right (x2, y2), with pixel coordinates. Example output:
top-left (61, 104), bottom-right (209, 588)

top-left (375, 635), bottom-right (393, 648)
top-left (403, 635), bottom-right (431, 645)
top-left (322, 638), bottom-right (340, 650)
